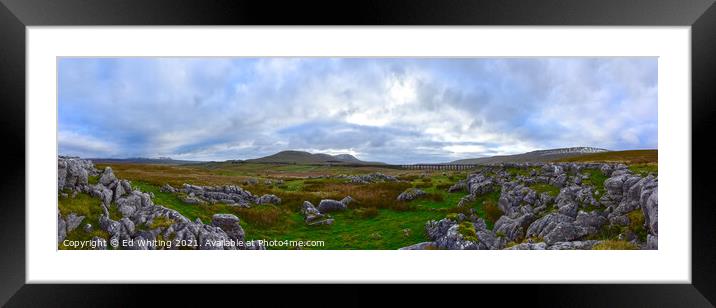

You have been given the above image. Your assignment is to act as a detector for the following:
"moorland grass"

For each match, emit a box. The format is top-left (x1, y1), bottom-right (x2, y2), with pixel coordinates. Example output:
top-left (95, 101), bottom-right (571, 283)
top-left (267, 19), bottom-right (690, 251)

top-left (458, 221), bottom-right (479, 242)
top-left (529, 183), bottom-right (561, 197)
top-left (556, 149), bottom-right (657, 164)
top-left (88, 163), bottom-right (506, 249)
top-left (450, 190), bottom-right (502, 230)
top-left (628, 164), bottom-right (658, 177)
top-left (592, 240), bottom-right (639, 250)
top-left (122, 167), bottom-right (471, 249)
top-left (58, 193), bottom-right (112, 250)
top-left (627, 209), bottom-right (648, 242)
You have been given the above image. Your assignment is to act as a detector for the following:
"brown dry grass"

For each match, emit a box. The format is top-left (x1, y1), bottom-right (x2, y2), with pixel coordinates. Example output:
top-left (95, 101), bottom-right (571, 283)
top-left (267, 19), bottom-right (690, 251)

top-left (301, 181), bottom-right (413, 210)
top-left (235, 205), bottom-right (289, 229)
top-left (483, 200), bottom-right (502, 225)
top-left (98, 162), bottom-right (445, 186)
top-left (95, 163), bottom-right (252, 187)
top-left (556, 150), bottom-right (657, 164)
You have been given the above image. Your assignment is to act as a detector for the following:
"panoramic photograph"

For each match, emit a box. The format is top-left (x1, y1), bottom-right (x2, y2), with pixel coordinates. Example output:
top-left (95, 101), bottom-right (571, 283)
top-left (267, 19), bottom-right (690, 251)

top-left (57, 57), bottom-right (658, 250)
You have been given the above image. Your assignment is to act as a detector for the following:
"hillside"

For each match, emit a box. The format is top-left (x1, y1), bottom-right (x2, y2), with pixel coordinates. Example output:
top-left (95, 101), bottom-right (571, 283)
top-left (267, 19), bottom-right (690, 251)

top-left (451, 147), bottom-right (609, 164)
top-left (555, 149), bottom-right (657, 164)
top-left (88, 157), bottom-right (202, 165)
top-left (245, 150), bottom-right (383, 165)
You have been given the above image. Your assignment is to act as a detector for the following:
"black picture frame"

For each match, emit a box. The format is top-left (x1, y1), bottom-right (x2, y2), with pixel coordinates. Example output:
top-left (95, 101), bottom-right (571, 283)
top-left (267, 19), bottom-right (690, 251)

top-left (1, 0), bottom-right (715, 306)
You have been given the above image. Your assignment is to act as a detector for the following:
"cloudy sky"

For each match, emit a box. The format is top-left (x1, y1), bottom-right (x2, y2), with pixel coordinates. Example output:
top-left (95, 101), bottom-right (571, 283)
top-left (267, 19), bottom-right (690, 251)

top-left (58, 57), bottom-right (657, 164)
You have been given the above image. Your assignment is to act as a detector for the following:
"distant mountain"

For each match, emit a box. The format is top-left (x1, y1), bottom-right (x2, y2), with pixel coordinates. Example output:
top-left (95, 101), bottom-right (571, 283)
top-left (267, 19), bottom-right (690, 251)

top-left (332, 154), bottom-right (363, 163)
top-left (89, 157), bottom-right (203, 165)
top-left (450, 147), bottom-right (609, 164)
top-left (246, 150), bottom-right (383, 165)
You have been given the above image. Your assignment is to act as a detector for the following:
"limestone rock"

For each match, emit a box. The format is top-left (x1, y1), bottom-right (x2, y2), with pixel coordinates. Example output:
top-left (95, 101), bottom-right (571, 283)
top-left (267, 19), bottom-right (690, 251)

top-left (396, 188), bottom-right (426, 202)
top-left (58, 213), bottom-right (67, 243)
top-left (211, 213), bottom-right (245, 243)
top-left (340, 196), bottom-right (354, 206)
top-left (398, 242), bottom-right (436, 250)
top-left (65, 213), bottom-right (85, 233)
top-left (257, 194), bottom-right (281, 205)
top-left (317, 199), bottom-right (347, 212)
top-left (99, 167), bottom-right (117, 186)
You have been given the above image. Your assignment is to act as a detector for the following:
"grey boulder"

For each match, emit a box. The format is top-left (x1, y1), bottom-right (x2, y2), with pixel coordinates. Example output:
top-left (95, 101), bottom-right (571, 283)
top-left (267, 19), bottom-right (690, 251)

top-left (257, 194), bottom-right (281, 205)
top-left (317, 199), bottom-right (347, 212)
top-left (396, 188), bottom-right (426, 202)
top-left (398, 242), bottom-right (436, 250)
top-left (99, 167), bottom-right (117, 186)
top-left (211, 213), bottom-right (245, 243)
top-left (65, 213), bottom-right (85, 233)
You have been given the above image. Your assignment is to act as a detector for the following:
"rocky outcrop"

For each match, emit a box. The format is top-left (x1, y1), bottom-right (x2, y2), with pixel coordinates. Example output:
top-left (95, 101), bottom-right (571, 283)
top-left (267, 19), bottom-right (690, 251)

top-left (398, 242), bottom-right (436, 250)
top-left (404, 162), bottom-right (658, 250)
top-left (257, 194), bottom-right (281, 205)
top-left (467, 174), bottom-right (494, 196)
top-left (57, 157), bottom-right (261, 250)
top-left (65, 213), bottom-right (85, 233)
top-left (396, 188), bottom-right (426, 202)
top-left (526, 213), bottom-right (591, 245)
top-left (505, 240), bottom-right (600, 250)
top-left (160, 183), bottom-right (177, 193)
top-left (643, 187), bottom-right (658, 249)
top-left (547, 240), bottom-right (600, 250)
top-left (89, 183), bottom-right (113, 205)
top-left (340, 196), bottom-right (353, 206)
top-left (317, 199), bottom-right (347, 212)
top-left (505, 242), bottom-right (548, 250)
top-left (211, 214), bottom-right (245, 244)
top-left (424, 216), bottom-right (505, 250)
top-left (58, 156), bottom-right (96, 192)
top-left (180, 184), bottom-right (258, 207)
top-left (493, 213), bottom-right (535, 242)
top-left (447, 180), bottom-right (467, 193)
top-left (98, 167), bottom-right (117, 186)
top-left (58, 213), bottom-right (67, 243)
top-left (340, 172), bottom-right (398, 184)
top-left (300, 201), bottom-right (334, 226)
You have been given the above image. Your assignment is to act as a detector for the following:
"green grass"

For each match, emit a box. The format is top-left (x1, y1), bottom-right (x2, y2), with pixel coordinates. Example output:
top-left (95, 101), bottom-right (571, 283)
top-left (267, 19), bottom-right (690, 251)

top-left (593, 240), bottom-right (638, 250)
top-left (458, 221), bottom-right (479, 242)
top-left (282, 179), bottom-right (305, 191)
top-left (587, 224), bottom-right (622, 241)
top-left (244, 208), bottom-right (448, 249)
top-left (458, 190), bottom-right (501, 229)
top-left (627, 209), bottom-right (648, 242)
top-left (352, 207), bottom-right (379, 219)
top-left (88, 175), bottom-right (99, 185)
top-left (506, 167), bottom-right (533, 177)
top-left (58, 192), bottom-right (111, 250)
top-left (408, 176), bottom-right (467, 210)
top-left (132, 181), bottom-right (214, 222)
top-left (58, 192), bottom-right (102, 219)
top-left (587, 219), bottom-right (646, 243)
top-left (127, 176), bottom-right (468, 249)
top-left (628, 164), bottom-right (658, 177)
top-left (529, 183), bottom-right (560, 197)
top-left (581, 203), bottom-right (600, 213)
top-left (582, 168), bottom-right (608, 198)
top-left (149, 216), bottom-right (175, 229)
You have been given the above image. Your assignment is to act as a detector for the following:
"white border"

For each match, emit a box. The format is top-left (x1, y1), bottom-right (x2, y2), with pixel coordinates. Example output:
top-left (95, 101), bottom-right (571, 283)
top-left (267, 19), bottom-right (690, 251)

top-left (27, 27), bottom-right (690, 283)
